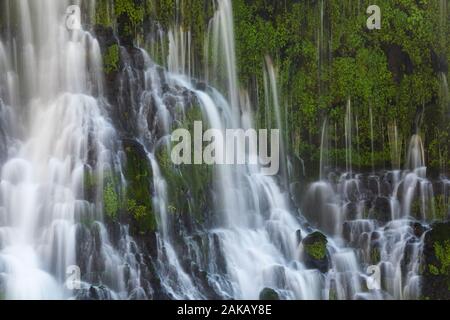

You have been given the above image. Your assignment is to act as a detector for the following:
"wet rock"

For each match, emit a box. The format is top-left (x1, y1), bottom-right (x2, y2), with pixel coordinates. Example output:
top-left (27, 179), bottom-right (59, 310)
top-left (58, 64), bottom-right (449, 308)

top-left (121, 139), bottom-right (156, 235)
top-left (369, 242), bottom-right (381, 264)
top-left (194, 80), bottom-right (207, 91)
top-left (370, 197), bottom-right (391, 223)
top-left (421, 222), bottom-right (450, 300)
top-left (344, 179), bottom-right (359, 202)
top-left (344, 202), bottom-right (358, 220)
top-left (296, 229), bottom-right (303, 246)
top-left (384, 44), bottom-right (413, 83)
top-left (411, 221), bottom-right (427, 238)
top-left (289, 181), bottom-right (303, 208)
top-left (343, 221), bottom-right (352, 243)
top-left (367, 176), bottom-right (380, 197)
top-left (302, 231), bottom-right (329, 273)
top-left (259, 288), bottom-right (280, 300)
top-left (431, 50), bottom-right (449, 74)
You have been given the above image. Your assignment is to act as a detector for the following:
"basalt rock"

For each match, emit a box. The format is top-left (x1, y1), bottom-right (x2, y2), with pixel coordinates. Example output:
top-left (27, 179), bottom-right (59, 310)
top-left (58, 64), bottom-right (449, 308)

top-left (370, 197), bottom-right (391, 223)
top-left (302, 231), bottom-right (329, 273)
top-left (121, 138), bottom-right (156, 236)
top-left (259, 287), bottom-right (280, 300)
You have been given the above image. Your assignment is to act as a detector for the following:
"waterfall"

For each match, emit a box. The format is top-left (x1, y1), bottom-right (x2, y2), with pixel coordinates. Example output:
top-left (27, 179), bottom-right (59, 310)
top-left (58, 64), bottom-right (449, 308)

top-left (0, 0), bottom-right (444, 301)
top-left (0, 0), bottom-right (144, 300)
top-left (264, 56), bottom-right (288, 189)
top-left (319, 118), bottom-right (329, 180)
top-left (345, 98), bottom-right (353, 174)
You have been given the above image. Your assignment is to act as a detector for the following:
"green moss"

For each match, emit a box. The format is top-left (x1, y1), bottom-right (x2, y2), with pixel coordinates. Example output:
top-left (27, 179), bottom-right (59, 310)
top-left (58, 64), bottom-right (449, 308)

top-left (155, 103), bottom-right (213, 224)
top-left (259, 288), bottom-right (280, 301)
top-left (103, 181), bottom-right (119, 219)
top-left (305, 241), bottom-right (327, 260)
top-left (434, 195), bottom-right (449, 220)
top-left (434, 241), bottom-right (450, 275)
top-left (232, 0), bottom-right (450, 174)
top-left (127, 199), bottom-right (148, 220)
top-left (103, 44), bottom-right (120, 74)
top-left (370, 247), bottom-right (381, 264)
top-left (95, 0), bottom-right (113, 27)
top-left (114, 0), bottom-right (144, 27)
top-left (429, 264), bottom-right (440, 276)
top-left (123, 140), bottom-right (156, 234)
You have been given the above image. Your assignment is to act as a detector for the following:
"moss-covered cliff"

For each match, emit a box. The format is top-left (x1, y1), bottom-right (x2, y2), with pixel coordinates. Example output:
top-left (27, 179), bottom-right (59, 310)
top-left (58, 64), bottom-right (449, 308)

top-left (92, 0), bottom-right (450, 178)
top-left (232, 0), bottom-right (450, 176)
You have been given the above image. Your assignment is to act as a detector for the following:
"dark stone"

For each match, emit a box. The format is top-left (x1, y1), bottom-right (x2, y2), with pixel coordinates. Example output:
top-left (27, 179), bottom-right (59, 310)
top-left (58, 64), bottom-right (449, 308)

top-left (344, 202), bottom-right (358, 220)
top-left (431, 50), bottom-right (449, 74)
top-left (296, 229), bottom-right (303, 246)
top-left (195, 81), bottom-right (207, 91)
top-left (384, 44), bottom-right (414, 84)
top-left (259, 288), bottom-right (280, 300)
top-left (370, 196), bottom-right (391, 223)
top-left (411, 221), bottom-right (427, 238)
top-left (302, 231), bottom-right (329, 273)
top-left (343, 221), bottom-right (352, 243)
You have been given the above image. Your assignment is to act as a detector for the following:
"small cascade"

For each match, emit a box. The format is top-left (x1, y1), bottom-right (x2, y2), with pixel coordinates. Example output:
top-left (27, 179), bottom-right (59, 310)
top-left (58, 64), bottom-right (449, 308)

top-left (319, 118), bottom-right (329, 180)
top-left (345, 98), bottom-right (353, 174)
top-left (369, 106), bottom-right (375, 173)
top-left (388, 122), bottom-right (402, 170)
top-left (264, 56), bottom-right (288, 188)
top-left (167, 27), bottom-right (192, 78)
top-left (406, 135), bottom-right (426, 173)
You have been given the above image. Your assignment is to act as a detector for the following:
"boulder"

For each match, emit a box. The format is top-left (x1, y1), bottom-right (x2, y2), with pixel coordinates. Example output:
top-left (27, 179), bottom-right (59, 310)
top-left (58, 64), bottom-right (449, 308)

top-left (259, 288), bottom-right (280, 300)
top-left (302, 231), bottom-right (329, 273)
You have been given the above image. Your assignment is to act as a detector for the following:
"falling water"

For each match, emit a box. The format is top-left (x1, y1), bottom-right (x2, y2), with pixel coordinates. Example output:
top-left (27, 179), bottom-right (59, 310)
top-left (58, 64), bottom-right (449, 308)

top-left (345, 98), bottom-right (353, 174)
top-left (319, 118), bottom-right (329, 180)
top-left (0, 0), bottom-right (145, 300)
top-left (264, 56), bottom-right (288, 188)
top-left (0, 0), bottom-right (443, 301)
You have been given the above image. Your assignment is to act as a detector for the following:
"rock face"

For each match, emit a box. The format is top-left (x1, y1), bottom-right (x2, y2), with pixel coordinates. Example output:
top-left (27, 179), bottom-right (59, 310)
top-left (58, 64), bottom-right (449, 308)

top-left (421, 222), bottom-right (450, 300)
top-left (302, 231), bottom-right (329, 273)
top-left (369, 197), bottom-right (391, 223)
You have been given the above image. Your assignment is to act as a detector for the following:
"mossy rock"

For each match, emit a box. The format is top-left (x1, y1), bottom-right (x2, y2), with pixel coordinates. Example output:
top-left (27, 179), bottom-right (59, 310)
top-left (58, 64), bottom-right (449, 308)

top-left (154, 102), bottom-right (213, 228)
top-left (122, 138), bottom-right (156, 235)
top-left (302, 231), bottom-right (329, 273)
top-left (103, 177), bottom-right (120, 220)
top-left (259, 288), bottom-right (280, 301)
top-left (103, 44), bottom-right (120, 75)
top-left (114, 0), bottom-right (144, 46)
top-left (421, 222), bottom-right (450, 300)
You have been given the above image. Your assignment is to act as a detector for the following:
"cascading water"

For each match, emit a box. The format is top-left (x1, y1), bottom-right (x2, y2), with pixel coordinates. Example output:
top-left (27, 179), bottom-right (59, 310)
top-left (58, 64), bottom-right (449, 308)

top-left (0, 0), bottom-right (447, 301)
top-left (0, 0), bottom-right (145, 300)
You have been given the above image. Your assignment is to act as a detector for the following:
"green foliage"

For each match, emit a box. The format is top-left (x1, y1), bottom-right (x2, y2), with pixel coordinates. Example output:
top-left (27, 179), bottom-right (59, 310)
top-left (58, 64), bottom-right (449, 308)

top-left (305, 241), bottom-right (327, 260)
top-left (156, 103), bottom-right (213, 224)
top-left (114, 0), bottom-right (144, 26)
top-left (434, 195), bottom-right (449, 220)
top-left (103, 44), bottom-right (120, 74)
top-left (103, 181), bottom-right (119, 219)
top-left (233, 0), bottom-right (450, 175)
top-left (95, 0), bottom-right (113, 26)
top-left (434, 241), bottom-right (450, 277)
top-left (123, 141), bottom-right (156, 234)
